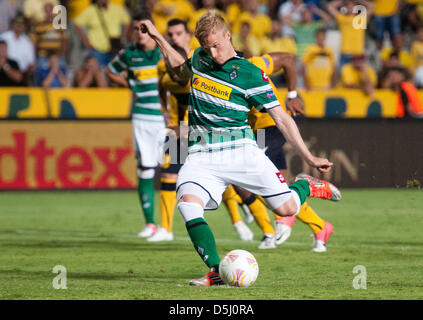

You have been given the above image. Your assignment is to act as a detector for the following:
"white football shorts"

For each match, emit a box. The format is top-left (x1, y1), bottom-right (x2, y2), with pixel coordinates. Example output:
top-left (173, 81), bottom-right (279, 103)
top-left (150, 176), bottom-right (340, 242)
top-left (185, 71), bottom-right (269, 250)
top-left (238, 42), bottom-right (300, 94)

top-left (176, 144), bottom-right (293, 210)
top-left (132, 118), bottom-right (166, 170)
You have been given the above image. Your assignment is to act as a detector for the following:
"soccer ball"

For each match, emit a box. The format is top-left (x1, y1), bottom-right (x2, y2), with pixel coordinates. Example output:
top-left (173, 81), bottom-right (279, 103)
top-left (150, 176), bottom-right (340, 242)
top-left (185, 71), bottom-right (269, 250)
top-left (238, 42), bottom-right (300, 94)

top-left (219, 249), bottom-right (259, 287)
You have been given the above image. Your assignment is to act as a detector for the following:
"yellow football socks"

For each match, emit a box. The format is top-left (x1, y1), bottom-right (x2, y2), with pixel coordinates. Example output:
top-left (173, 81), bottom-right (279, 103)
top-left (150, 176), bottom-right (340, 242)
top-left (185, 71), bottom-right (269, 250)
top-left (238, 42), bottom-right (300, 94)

top-left (222, 185), bottom-right (243, 224)
top-left (160, 178), bottom-right (177, 232)
top-left (246, 196), bottom-right (275, 235)
top-left (296, 202), bottom-right (325, 234)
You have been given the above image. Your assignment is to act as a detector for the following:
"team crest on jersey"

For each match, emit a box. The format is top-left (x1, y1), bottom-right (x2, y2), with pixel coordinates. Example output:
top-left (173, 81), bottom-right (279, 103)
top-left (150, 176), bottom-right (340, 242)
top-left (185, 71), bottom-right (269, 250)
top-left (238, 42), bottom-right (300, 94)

top-left (229, 70), bottom-right (238, 81)
top-left (191, 74), bottom-right (232, 100)
top-left (261, 70), bottom-right (269, 82)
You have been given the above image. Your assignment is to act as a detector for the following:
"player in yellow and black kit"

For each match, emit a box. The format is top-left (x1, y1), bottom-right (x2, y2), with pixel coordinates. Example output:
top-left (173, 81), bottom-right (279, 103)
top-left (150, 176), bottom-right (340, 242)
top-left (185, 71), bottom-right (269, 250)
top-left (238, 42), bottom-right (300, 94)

top-left (236, 52), bottom-right (335, 252)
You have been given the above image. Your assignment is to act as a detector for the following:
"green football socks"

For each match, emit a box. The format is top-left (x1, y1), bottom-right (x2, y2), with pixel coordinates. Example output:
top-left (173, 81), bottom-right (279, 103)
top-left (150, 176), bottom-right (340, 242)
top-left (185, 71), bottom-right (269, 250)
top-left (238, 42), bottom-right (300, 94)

top-left (186, 217), bottom-right (221, 271)
top-left (288, 180), bottom-right (310, 205)
top-left (138, 178), bottom-right (155, 224)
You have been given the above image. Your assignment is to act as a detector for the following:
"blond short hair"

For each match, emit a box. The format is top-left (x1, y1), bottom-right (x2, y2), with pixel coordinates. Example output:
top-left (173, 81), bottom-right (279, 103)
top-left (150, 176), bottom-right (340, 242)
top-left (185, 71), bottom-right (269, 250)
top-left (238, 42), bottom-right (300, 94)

top-left (195, 10), bottom-right (229, 45)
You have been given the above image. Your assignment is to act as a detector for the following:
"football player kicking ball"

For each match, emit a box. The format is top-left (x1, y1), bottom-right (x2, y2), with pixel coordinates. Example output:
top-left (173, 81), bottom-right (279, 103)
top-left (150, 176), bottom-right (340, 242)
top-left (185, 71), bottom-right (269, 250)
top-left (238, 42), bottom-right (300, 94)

top-left (140, 11), bottom-right (341, 286)
top-left (149, 18), bottom-right (273, 244)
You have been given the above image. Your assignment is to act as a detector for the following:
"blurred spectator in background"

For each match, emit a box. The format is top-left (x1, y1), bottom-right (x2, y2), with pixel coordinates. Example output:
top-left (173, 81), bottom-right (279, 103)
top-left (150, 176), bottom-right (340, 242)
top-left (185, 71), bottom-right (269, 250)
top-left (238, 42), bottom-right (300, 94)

top-left (232, 20), bottom-right (261, 58)
top-left (379, 57), bottom-right (423, 118)
top-left (379, 53), bottom-right (409, 88)
top-left (0, 0), bottom-right (17, 34)
top-left (153, 0), bottom-right (194, 34)
top-left (292, 4), bottom-right (331, 59)
top-left (372, 0), bottom-right (401, 50)
top-left (188, 0), bottom-right (227, 33)
top-left (411, 27), bottom-right (423, 72)
top-left (260, 19), bottom-right (297, 55)
top-left (260, 19), bottom-right (297, 87)
top-left (0, 40), bottom-right (24, 86)
top-left (23, 0), bottom-right (59, 25)
top-left (380, 68), bottom-right (407, 91)
top-left (327, 0), bottom-right (374, 68)
top-left (73, 54), bottom-right (107, 88)
top-left (265, 0), bottom-right (279, 19)
top-left (0, 14), bottom-right (36, 84)
top-left (278, 0), bottom-right (306, 37)
top-left (341, 54), bottom-right (377, 95)
top-left (233, 0), bottom-right (271, 39)
top-left (36, 51), bottom-right (68, 88)
top-left (380, 33), bottom-right (413, 73)
top-left (225, 0), bottom-right (242, 27)
top-left (245, 0), bottom-right (277, 17)
top-left (73, 0), bottom-right (130, 67)
top-left (401, 1), bottom-right (423, 35)
top-left (30, 2), bottom-right (69, 69)
top-left (302, 28), bottom-right (336, 90)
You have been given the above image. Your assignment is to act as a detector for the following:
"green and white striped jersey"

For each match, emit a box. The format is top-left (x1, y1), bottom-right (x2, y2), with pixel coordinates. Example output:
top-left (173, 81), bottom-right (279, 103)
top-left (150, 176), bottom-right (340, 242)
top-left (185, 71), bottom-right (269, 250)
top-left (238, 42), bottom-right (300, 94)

top-left (108, 44), bottom-right (163, 122)
top-left (187, 48), bottom-right (280, 154)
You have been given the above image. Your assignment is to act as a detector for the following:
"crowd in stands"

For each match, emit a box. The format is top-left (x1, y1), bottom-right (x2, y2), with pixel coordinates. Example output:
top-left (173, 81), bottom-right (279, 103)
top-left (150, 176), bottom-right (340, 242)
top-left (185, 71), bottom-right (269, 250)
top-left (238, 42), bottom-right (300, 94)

top-left (1, 0), bottom-right (423, 98)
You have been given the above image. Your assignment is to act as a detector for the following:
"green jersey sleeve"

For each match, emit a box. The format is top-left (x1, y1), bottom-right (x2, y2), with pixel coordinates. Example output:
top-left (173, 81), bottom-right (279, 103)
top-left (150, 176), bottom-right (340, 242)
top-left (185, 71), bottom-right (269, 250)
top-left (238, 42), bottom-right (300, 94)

top-left (107, 49), bottom-right (129, 74)
top-left (245, 67), bottom-right (280, 112)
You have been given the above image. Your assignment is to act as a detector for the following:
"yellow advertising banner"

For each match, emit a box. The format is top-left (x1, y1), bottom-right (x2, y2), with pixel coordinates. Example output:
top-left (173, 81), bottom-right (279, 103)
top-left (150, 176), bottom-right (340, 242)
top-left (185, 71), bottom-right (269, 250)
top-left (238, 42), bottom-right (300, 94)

top-left (0, 88), bottom-right (132, 119)
top-left (47, 88), bottom-right (132, 118)
top-left (0, 88), bottom-right (49, 118)
top-left (0, 121), bottom-right (137, 189)
top-left (297, 89), bottom-right (398, 118)
top-left (0, 87), bottom-right (406, 119)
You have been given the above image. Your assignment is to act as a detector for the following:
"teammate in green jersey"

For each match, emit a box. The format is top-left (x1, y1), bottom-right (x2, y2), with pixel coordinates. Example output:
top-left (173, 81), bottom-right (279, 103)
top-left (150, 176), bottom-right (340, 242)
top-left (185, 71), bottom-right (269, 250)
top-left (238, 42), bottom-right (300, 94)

top-left (106, 11), bottom-right (165, 238)
top-left (140, 11), bottom-right (341, 286)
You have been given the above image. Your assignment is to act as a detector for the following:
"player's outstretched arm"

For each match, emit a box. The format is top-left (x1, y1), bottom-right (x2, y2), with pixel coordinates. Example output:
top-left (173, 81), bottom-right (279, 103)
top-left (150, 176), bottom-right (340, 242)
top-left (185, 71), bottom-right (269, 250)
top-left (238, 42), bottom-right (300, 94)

top-left (268, 52), bottom-right (304, 116)
top-left (140, 19), bottom-right (190, 83)
top-left (267, 106), bottom-right (333, 173)
top-left (269, 52), bottom-right (296, 85)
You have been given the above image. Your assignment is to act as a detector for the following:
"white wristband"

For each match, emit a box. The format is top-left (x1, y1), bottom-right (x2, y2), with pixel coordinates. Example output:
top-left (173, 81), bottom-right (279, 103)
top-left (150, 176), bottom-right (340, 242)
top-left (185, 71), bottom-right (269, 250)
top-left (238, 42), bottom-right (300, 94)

top-left (287, 90), bottom-right (298, 99)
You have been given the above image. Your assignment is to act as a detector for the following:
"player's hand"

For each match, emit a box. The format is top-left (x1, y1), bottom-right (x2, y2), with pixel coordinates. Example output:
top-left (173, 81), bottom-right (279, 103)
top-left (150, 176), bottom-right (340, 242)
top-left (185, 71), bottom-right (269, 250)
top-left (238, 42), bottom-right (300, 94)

top-left (140, 20), bottom-right (161, 40)
top-left (286, 96), bottom-right (304, 117)
top-left (309, 157), bottom-right (333, 173)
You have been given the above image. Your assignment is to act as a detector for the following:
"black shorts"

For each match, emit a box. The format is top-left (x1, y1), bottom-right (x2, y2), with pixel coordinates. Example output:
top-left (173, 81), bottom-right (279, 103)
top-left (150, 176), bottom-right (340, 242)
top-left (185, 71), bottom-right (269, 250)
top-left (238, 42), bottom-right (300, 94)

top-left (160, 136), bottom-right (186, 174)
top-left (258, 125), bottom-right (287, 170)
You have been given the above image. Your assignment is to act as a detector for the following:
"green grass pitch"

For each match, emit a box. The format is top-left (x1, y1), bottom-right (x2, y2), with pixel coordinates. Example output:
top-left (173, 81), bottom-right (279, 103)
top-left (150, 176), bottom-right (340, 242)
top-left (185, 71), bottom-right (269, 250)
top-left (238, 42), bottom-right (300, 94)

top-left (0, 189), bottom-right (422, 300)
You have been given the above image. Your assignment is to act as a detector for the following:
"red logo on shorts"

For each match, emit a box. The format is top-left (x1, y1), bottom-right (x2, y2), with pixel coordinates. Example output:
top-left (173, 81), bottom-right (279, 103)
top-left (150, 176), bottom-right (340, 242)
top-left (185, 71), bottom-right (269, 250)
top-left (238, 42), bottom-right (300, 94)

top-left (276, 172), bottom-right (286, 184)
